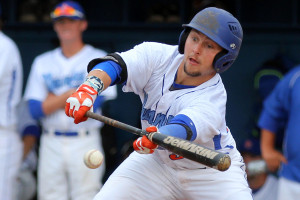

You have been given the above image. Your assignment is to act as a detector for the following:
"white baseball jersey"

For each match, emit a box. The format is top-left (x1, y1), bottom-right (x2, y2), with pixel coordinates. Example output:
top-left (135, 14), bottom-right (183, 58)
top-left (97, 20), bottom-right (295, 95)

top-left (24, 44), bottom-right (117, 200)
top-left (0, 31), bottom-right (23, 129)
top-left (120, 42), bottom-right (240, 169)
top-left (0, 31), bottom-right (23, 200)
top-left (24, 44), bottom-right (117, 131)
top-left (94, 42), bottom-right (252, 200)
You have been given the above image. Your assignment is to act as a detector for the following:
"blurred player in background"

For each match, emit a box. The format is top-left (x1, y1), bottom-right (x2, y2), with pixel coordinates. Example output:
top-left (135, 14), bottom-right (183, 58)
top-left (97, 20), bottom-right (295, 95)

top-left (65, 7), bottom-right (252, 200)
top-left (258, 65), bottom-right (300, 200)
top-left (0, 3), bottom-right (24, 200)
top-left (24, 1), bottom-right (117, 200)
top-left (240, 137), bottom-right (278, 200)
top-left (16, 100), bottom-right (40, 200)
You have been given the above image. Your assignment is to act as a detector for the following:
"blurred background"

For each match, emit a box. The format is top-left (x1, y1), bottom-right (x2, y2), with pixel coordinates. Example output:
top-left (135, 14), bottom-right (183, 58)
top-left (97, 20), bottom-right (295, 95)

top-left (1, 0), bottom-right (300, 168)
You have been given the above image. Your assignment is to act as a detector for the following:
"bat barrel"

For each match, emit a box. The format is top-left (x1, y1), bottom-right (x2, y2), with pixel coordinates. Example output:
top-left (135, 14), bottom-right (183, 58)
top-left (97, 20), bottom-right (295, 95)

top-left (149, 132), bottom-right (231, 171)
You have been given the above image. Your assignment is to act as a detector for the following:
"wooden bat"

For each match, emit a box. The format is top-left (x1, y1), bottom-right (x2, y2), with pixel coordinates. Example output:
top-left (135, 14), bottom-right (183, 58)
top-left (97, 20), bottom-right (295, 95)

top-left (85, 111), bottom-right (231, 171)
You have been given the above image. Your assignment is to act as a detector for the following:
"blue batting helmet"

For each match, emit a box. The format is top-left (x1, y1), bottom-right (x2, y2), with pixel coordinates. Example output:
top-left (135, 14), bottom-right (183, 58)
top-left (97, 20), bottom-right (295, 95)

top-left (178, 7), bottom-right (243, 73)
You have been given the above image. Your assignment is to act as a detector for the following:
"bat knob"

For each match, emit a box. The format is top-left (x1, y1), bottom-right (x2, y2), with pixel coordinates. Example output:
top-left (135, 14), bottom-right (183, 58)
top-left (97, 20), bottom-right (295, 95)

top-left (217, 155), bottom-right (231, 171)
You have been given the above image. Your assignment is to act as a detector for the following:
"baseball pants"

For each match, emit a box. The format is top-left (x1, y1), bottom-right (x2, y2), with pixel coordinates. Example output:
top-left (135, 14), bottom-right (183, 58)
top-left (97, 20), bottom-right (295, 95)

top-left (38, 128), bottom-right (105, 200)
top-left (0, 129), bottom-right (23, 200)
top-left (94, 151), bottom-right (253, 200)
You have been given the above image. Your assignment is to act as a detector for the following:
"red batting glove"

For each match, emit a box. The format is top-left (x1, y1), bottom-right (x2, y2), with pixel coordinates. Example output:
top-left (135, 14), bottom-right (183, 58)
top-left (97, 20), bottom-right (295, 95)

top-left (65, 84), bottom-right (97, 124)
top-left (133, 126), bottom-right (158, 154)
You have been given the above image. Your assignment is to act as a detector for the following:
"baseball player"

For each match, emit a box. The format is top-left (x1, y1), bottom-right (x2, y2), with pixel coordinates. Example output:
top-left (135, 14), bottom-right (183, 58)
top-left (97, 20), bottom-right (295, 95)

top-left (258, 65), bottom-right (300, 200)
top-left (0, 3), bottom-right (24, 200)
top-left (16, 100), bottom-right (40, 200)
top-left (240, 138), bottom-right (278, 200)
top-left (24, 1), bottom-right (117, 200)
top-left (65, 7), bottom-right (252, 200)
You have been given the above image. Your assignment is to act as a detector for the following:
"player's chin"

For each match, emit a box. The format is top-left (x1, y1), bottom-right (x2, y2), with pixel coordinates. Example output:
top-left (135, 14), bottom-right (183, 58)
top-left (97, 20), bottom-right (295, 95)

top-left (184, 67), bottom-right (201, 77)
top-left (58, 33), bottom-right (76, 41)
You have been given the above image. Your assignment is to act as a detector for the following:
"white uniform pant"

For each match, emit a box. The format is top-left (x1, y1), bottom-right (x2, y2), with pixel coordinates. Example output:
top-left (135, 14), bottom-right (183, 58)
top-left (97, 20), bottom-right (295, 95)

top-left (0, 130), bottom-right (22, 200)
top-left (94, 151), bottom-right (252, 200)
top-left (38, 129), bottom-right (105, 200)
top-left (277, 177), bottom-right (300, 200)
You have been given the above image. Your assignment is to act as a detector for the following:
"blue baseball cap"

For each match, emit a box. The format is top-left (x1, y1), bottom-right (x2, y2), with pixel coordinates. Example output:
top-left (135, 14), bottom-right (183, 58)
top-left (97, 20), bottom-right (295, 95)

top-left (51, 1), bottom-right (85, 21)
top-left (240, 138), bottom-right (261, 156)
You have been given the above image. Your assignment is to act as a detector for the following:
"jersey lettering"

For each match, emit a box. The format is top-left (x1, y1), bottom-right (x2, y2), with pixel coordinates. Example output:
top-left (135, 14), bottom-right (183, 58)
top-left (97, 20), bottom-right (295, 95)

top-left (141, 106), bottom-right (174, 127)
top-left (43, 72), bottom-right (85, 91)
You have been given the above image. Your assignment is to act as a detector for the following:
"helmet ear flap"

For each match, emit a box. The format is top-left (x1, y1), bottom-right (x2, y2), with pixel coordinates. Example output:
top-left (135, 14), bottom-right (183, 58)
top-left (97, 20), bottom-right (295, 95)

top-left (213, 50), bottom-right (233, 73)
top-left (178, 28), bottom-right (191, 54)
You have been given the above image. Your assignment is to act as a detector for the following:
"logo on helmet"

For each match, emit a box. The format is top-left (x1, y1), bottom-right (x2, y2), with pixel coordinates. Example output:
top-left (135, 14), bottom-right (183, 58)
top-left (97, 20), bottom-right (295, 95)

top-left (230, 43), bottom-right (236, 49)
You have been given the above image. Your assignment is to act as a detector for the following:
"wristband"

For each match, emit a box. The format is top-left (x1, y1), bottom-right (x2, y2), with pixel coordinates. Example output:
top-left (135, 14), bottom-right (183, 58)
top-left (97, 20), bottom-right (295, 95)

top-left (84, 76), bottom-right (104, 96)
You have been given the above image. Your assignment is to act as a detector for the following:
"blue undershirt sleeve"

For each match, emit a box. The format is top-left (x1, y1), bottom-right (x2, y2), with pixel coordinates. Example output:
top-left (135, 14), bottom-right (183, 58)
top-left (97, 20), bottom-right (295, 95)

top-left (159, 124), bottom-right (188, 140)
top-left (22, 125), bottom-right (41, 138)
top-left (28, 99), bottom-right (45, 120)
top-left (158, 114), bottom-right (197, 141)
top-left (92, 61), bottom-right (122, 85)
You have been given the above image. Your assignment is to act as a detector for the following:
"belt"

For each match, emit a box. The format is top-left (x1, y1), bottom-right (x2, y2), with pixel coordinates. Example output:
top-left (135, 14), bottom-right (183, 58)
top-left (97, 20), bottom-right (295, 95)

top-left (44, 130), bottom-right (89, 137)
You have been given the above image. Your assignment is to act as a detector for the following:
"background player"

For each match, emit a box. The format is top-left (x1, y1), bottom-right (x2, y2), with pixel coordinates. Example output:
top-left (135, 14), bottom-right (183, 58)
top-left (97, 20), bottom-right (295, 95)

top-left (24, 1), bottom-right (117, 199)
top-left (240, 137), bottom-right (278, 200)
top-left (65, 7), bottom-right (252, 200)
top-left (0, 3), bottom-right (24, 200)
top-left (16, 100), bottom-right (40, 200)
top-left (258, 65), bottom-right (300, 199)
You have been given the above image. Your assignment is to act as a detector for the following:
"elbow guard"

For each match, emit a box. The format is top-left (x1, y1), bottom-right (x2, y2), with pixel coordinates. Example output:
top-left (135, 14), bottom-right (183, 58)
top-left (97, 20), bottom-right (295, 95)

top-left (87, 53), bottom-right (128, 84)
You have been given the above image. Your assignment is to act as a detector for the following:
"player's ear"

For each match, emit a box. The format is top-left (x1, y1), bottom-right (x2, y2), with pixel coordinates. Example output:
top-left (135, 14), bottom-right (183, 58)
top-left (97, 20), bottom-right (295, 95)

top-left (53, 22), bottom-right (58, 32)
top-left (80, 20), bottom-right (88, 32)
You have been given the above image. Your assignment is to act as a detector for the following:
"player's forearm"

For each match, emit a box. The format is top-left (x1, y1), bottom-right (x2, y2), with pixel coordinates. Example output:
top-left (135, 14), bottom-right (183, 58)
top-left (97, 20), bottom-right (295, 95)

top-left (22, 135), bottom-right (36, 159)
top-left (88, 69), bottom-right (112, 90)
top-left (260, 129), bottom-right (276, 157)
top-left (65, 61), bottom-right (120, 124)
top-left (260, 128), bottom-right (287, 172)
top-left (43, 91), bottom-right (75, 115)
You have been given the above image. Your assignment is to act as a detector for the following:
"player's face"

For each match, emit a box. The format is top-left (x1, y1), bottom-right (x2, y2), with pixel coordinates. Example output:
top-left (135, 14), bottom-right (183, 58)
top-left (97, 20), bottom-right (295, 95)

top-left (183, 30), bottom-right (222, 77)
top-left (53, 18), bottom-right (87, 42)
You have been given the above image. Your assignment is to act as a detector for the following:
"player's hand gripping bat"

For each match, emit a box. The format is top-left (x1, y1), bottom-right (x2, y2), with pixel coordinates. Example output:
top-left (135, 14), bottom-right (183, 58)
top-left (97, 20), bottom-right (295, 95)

top-left (85, 111), bottom-right (231, 171)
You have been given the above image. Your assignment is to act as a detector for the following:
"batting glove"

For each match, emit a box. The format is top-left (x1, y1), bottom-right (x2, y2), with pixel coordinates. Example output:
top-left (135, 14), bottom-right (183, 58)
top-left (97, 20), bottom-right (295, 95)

top-left (65, 76), bottom-right (104, 124)
top-left (65, 84), bottom-right (97, 124)
top-left (133, 126), bottom-right (158, 154)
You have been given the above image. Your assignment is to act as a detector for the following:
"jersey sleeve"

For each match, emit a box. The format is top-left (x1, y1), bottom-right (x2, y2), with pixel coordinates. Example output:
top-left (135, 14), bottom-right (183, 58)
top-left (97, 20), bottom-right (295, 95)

top-left (17, 100), bottom-right (40, 137)
top-left (166, 91), bottom-right (223, 144)
top-left (182, 104), bottom-right (222, 143)
top-left (0, 44), bottom-right (11, 78)
top-left (0, 34), bottom-right (23, 127)
top-left (119, 42), bottom-right (176, 95)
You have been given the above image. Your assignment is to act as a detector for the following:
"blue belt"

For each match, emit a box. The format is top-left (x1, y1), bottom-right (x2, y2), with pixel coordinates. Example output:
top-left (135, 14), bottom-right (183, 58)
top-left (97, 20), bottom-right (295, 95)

top-left (45, 130), bottom-right (89, 137)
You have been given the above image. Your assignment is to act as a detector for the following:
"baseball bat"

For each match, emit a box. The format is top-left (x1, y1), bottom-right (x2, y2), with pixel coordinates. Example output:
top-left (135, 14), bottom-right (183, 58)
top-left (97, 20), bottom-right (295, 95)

top-left (85, 111), bottom-right (231, 171)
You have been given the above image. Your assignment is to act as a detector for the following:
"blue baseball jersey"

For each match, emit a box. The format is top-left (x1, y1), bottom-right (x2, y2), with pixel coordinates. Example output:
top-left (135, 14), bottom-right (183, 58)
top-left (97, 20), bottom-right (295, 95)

top-left (258, 66), bottom-right (300, 182)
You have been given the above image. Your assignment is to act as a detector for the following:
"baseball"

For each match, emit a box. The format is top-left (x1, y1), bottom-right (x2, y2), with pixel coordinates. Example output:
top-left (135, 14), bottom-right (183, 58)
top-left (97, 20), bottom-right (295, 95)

top-left (83, 149), bottom-right (103, 169)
